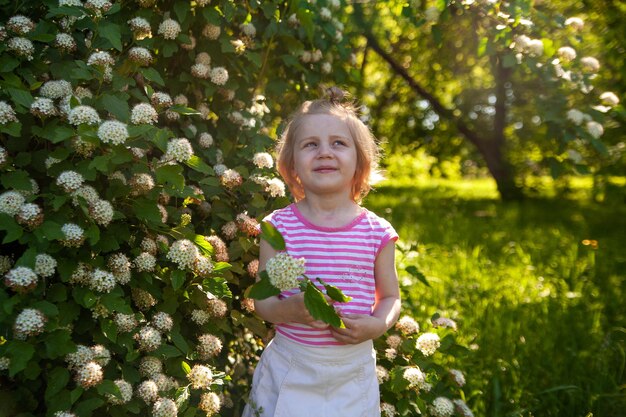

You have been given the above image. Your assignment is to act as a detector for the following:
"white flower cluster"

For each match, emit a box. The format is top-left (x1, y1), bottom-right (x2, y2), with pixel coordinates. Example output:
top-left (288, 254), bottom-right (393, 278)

top-left (90, 344), bottom-right (111, 366)
top-left (252, 152), bottom-right (273, 169)
top-left (380, 403), bottom-right (396, 417)
top-left (415, 332), bottom-right (441, 356)
top-left (30, 97), bottom-right (57, 118)
top-left (97, 120), bottom-right (128, 145)
top-left (61, 223), bottom-right (85, 247)
top-left (395, 315), bottom-right (420, 335)
top-left (129, 46), bottom-right (153, 66)
top-left (197, 333), bottom-right (222, 359)
top-left (240, 23), bottom-right (256, 37)
top-left (432, 316), bottom-right (457, 331)
top-left (557, 46), bottom-right (576, 63)
top-left (153, 398), bottom-right (178, 417)
top-left (564, 16), bottom-right (584, 31)
top-left (188, 364), bottom-right (213, 389)
top-left (15, 203), bottom-right (43, 228)
top-left (152, 312), bottom-right (173, 333)
top-left (128, 17), bottom-right (152, 40)
top-left (193, 255), bottom-right (214, 277)
top-left (41, 80), bottom-right (72, 99)
top-left (151, 92), bottom-right (173, 109)
top-left (566, 109), bottom-right (589, 125)
top-left (107, 379), bottom-right (133, 404)
top-left (581, 56), bottom-right (600, 73)
top-left (75, 361), bottom-right (103, 388)
top-left (72, 185), bottom-right (99, 206)
top-left (247, 259), bottom-right (259, 277)
top-left (88, 268), bottom-right (116, 293)
top-left (89, 199), bottom-right (115, 226)
top-left (35, 254), bottom-right (57, 278)
top-left (0, 256), bottom-right (12, 275)
top-left (87, 51), bottom-right (115, 67)
top-left (300, 49), bottom-right (323, 63)
top-left (202, 24), bottom-right (221, 40)
top-left (131, 103), bottom-right (158, 124)
top-left (191, 309), bottom-right (210, 325)
top-left (220, 168), bottom-right (243, 189)
top-left (57, 171), bottom-right (85, 192)
top-left (287, 13), bottom-right (299, 27)
top-left (386, 334), bottom-right (402, 349)
top-left (14, 308), bottom-right (46, 340)
top-left (165, 138), bottom-right (194, 162)
top-left (403, 366), bottom-right (425, 388)
top-left (137, 380), bottom-right (159, 404)
top-left (4, 266), bottom-right (38, 292)
top-left (191, 62), bottom-right (211, 79)
top-left (449, 369), bottom-right (466, 387)
top-left (68, 105), bottom-right (101, 125)
top-left (139, 356), bottom-right (163, 378)
top-left (376, 365), bottom-right (389, 384)
top-left (319, 7), bottom-right (332, 21)
top-left (129, 173), bottom-right (155, 195)
top-left (210, 67), bottom-right (229, 85)
top-left (134, 252), bottom-right (156, 272)
top-left (0, 101), bottom-right (18, 124)
top-left (158, 18), bottom-right (181, 40)
top-left (512, 35), bottom-right (544, 57)
top-left (0, 356), bottom-right (10, 371)
top-left (0, 191), bottom-right (25, 215)
top-left (265, 253), bottom-right (305, 291)
top-left (221, 221), bottom-right (238, 240)
top-left (167, 239), bottom-right (200, 270)
top-left (198, 132), bottom-right (214, 148)
top-left (7, 37), bottom-right (34, 60)
top-left (264, 177), bottom-right (285, 197)
top-left (206, 298), bottom-right (227, 318)
top-left (115, 313), bottom-right (137, 332)
top-left (135, 326), bottom-right (162, 351)
top-left (55, 33), bottom-right (76, 52)
top-left (54, 412), bottom-right (77, 417)
top-left (586, 121), bottom-right (604, 139)
top-left (430, 397), bottom-right (455, 417)
top-left (7, 15), bottom-right (35, 35)
top-left (199, 392), bottom-right (221, 415)
top-left (453, 399), bottom-right (475, 417)
top-left (600, 91), bottom-right (620, 107)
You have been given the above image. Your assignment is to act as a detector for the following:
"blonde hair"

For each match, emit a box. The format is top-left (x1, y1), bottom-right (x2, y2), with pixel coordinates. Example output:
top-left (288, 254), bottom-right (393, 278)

top-left (276, 90), bottom-right (380, 202)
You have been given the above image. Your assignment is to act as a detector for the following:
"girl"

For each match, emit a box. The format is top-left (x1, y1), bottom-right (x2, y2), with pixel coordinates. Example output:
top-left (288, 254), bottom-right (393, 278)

top-left (243, 88), bottom-right (400, 417)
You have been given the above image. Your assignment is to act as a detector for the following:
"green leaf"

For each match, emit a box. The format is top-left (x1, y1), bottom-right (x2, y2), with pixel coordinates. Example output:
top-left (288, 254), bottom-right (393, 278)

top-left (174, 0), bottom-right (189, 22)
top-left (101, 318), bottom-right (118, 342)
top-left (45, 367), bottom-right (70, 402)
top-left (100, 93), bottom-right (129, 121)
top-left (171, 330), bottom-right (190, 355)
top-left (247, 271), bottom-right (281, 299)
top-left (202, 277), bottom-right (232, 298)
top-left (171, 269), bottom-right (187, 290)
top-left (155, 343), bottom-right (182, 358)
top-left (0, 57), bottom-right (20, 73)
top-left (181, 361), bottom-right (191, 374)
top-left (303, 280), bottom-right (344, 328)
top-left (405, 265), bottom-right (430, 287)
top-left (260, 221), bottom-right (285, 250)
top-left (99, 22), bottom-right (122, 51)
top-left (186, 155), bottom-right (213, 174)
top-left (163, 40), bottom-right (178, 57)
top-left (0, 170), bottom-right (32, 191)
top-left (175, 386), bottom-right (190, 410)
top-left (169, 105), bottom-right (201, 115)
top-left (193, 234), bottom-right (214, 257)
top-left (7, 341), bottom-right (36, 377)
top-left (0, 121), bottom-right (21, 137)
top-left (0, 213), bottom-right (23, 244)
top-left (317, 278), bottom-right (352, 303)
top-left (44, 330), bottom-right (74, 359)
top-left (212, 262), bottom-right (231, 273)
top-left (6, 87), bottom-right (33, 108)
top-left (156, 164), bottom-right (185, 190)
top-left (74, 397), bottom-right (104, 416)
top-left (32, 122), bottom-right (75, 143)
top-left (133, 198), bottom-right (165, 226)
top-left (141, 67), bottom-right (165, 86)
top-left (96, 379), bottom-right (121, 398)
top-left (34, 221), bottom-right (64, 241)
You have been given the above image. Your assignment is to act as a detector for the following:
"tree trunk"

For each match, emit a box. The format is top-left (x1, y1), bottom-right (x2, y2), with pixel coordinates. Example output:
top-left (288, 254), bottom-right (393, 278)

top-left (352, 4), bottom-right (525, 200)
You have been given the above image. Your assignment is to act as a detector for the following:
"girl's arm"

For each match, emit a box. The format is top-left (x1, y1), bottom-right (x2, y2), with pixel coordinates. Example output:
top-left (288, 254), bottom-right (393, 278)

top-left (253, 239), bottom-right (328, 328)
top-left (330, 241), bottom-right (401, 344)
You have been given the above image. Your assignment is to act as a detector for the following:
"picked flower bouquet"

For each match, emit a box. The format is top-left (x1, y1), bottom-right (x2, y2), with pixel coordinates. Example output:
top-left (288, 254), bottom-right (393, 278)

top-left (247, 222), bottom-right (352, 328)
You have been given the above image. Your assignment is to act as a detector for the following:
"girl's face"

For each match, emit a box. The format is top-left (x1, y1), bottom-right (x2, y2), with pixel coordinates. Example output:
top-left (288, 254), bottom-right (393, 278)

top-left (292, 114), bottom-right (358, 199)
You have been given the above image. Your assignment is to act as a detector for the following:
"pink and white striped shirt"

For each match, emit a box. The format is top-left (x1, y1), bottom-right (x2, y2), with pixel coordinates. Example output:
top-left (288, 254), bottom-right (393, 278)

top-left (265, 203), bottom-right (398, 346)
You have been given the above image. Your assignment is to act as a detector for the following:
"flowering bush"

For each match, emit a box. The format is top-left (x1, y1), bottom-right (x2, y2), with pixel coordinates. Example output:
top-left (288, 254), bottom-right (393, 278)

top-left (0, 1), bottom-right (355, 416)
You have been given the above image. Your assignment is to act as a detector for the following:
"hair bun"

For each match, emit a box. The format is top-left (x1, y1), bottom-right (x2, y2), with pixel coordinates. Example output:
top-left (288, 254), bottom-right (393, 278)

top-left (326, 86), bottom-right (346, 104)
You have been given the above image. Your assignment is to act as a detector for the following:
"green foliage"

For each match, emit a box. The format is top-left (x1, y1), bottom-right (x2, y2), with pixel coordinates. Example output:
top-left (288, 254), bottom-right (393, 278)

top-left (0, 1), bottom-right (358, 416)
top-left (366, 178), bottom-right (626, 417)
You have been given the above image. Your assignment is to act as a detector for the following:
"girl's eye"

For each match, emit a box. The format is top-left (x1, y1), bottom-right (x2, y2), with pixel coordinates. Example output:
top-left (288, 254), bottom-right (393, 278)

top-left (333, 140), bottom-right (347, 146)
top-left (303, 142), bottom-right (317, 148)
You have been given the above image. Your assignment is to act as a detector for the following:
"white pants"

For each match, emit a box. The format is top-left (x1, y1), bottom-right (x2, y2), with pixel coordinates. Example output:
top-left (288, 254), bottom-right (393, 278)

top-left (242, 332), bottom-right (380, 417)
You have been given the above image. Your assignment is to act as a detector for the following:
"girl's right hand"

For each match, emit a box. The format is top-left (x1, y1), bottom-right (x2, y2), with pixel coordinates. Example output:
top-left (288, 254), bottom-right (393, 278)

top-left (284, 292), bottom-right (329, 329)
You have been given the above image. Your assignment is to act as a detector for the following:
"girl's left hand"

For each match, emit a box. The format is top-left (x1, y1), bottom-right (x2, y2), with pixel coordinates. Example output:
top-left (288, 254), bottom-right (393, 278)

top-left (329, 314), bottom-right (386, 345)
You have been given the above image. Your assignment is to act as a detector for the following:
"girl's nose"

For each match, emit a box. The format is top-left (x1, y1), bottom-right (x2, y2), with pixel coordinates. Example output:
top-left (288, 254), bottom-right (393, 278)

top-left (317, 142), bottom-right (333, 158)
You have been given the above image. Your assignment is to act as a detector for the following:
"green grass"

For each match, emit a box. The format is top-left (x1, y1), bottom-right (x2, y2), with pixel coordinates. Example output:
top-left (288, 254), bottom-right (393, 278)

top-left (364, 178), bottom-right (626, 417)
